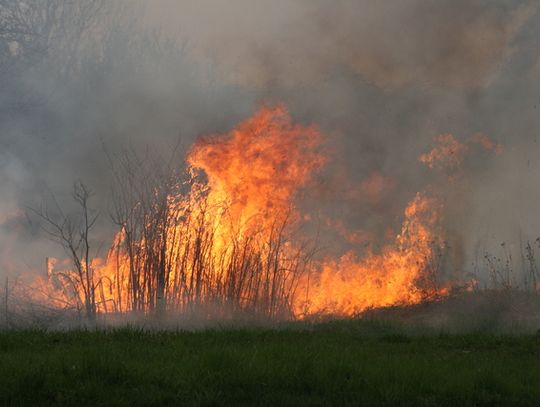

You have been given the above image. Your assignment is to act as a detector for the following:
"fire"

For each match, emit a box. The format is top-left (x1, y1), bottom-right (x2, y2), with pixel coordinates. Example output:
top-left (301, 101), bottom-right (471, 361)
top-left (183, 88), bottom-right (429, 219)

top-left (418, 134), bottom-right (468, 170)
top-left (471, 132), bottom-right (504, 155)
top-left (186, 104), bottom-right (326, 243)
top-left (419, 133), bottom-right (503, 171)
top-left (295, 193), bottom-right (444, 316)
top-left (32, 104), bottom-right (447, 318)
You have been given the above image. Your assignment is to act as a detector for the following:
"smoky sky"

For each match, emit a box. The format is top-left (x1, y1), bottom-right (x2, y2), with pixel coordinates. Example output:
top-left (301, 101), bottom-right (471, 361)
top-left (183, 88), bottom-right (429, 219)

top-left (1, 0), bottom-right (540, 283)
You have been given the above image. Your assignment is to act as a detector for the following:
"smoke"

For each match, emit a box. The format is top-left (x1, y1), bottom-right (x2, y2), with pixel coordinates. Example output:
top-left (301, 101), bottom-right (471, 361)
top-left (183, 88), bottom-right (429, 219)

top-left (152, 0), bottom-right (534, 90)
top-left (1, 0), bottom-right (540, 293)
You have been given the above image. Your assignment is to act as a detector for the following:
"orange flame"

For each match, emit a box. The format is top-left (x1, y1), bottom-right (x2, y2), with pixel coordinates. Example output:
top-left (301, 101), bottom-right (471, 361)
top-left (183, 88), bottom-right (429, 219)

top-left (187, 104), bottom-right (326, 240)
top-left (295, 193), bottom-right (444, 315)
top-left (420, 132), bottom-right (503, 171)
top-left (418, 134), bottom-right (468, 170)
top-left (471, 132), bottom-right (503, 155)
top-left (34, 105), bottom-right (447, 318)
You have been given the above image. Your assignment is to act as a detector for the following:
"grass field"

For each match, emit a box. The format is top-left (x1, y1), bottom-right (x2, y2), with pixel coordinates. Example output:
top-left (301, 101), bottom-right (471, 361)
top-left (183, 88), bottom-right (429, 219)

top-left (1, 320), bottom-right (540, 406)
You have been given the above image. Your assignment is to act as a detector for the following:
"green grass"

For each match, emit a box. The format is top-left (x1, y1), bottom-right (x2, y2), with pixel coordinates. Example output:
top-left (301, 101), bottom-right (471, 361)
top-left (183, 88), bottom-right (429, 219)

top-left (1, 321), bottom-right (540, 406)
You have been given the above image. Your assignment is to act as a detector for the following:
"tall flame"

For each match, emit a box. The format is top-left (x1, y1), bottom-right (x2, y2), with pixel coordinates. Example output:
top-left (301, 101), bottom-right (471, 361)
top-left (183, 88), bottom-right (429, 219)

top-left (32, 105), bottom-right (446, 318)
top-left (186, 104), bottom-right (325, 243)
top-left (294, 193), bottom-right (443, 316)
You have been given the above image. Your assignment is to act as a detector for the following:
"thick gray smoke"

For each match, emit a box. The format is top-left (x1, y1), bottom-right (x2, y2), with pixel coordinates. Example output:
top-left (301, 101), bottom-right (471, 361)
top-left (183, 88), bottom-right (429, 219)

top-left (1, 0), bottom-right (540, 289)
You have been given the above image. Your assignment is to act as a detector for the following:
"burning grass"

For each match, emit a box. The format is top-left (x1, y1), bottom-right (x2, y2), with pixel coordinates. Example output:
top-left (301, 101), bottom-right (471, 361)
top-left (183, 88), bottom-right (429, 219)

top-left (23, 105), bottom-right (452, 321)
top-left (2, 322), bottom-right (540, 406)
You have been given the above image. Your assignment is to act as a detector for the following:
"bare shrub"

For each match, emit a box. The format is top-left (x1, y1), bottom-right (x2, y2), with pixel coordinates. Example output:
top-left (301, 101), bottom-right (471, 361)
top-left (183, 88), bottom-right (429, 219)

top-left (31, 182), bottom-right (99, 320)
